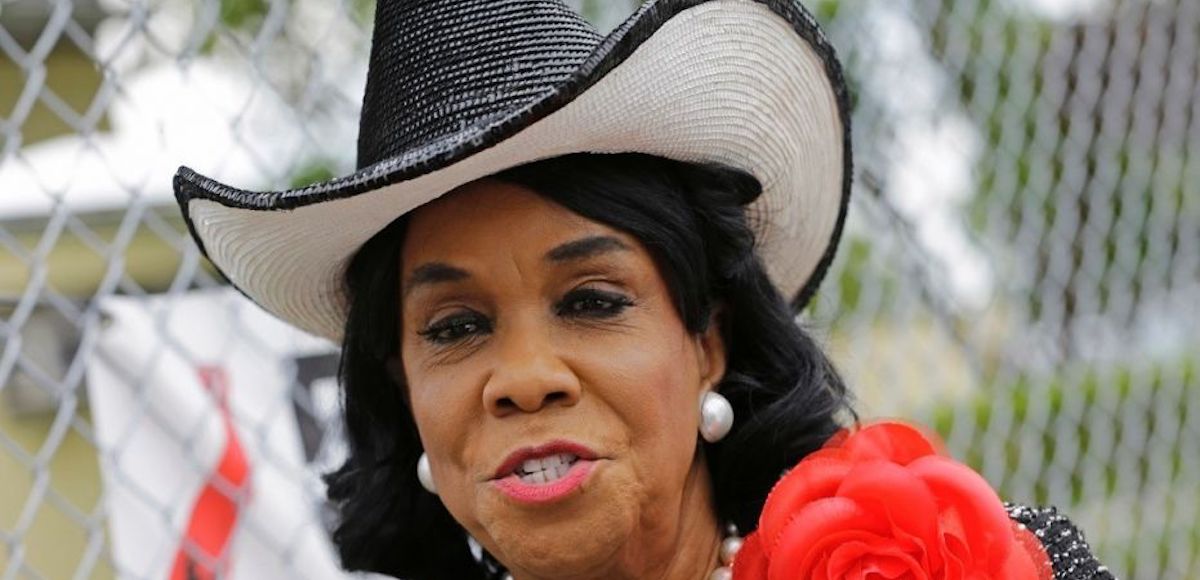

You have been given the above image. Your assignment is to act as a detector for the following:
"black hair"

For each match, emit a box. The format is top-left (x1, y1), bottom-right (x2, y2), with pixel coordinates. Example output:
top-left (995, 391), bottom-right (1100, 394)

top-left (324, 153), bottom-right (854, 579)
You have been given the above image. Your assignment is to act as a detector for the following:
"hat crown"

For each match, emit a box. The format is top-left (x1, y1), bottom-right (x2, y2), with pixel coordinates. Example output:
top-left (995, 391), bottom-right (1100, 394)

top-left (357, 0), bottom-right (603, 169)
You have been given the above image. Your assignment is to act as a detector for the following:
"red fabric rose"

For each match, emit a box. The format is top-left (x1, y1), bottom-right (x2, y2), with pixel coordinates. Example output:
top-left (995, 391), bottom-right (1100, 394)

top-left (733, 421), bottom-right (1053, 580)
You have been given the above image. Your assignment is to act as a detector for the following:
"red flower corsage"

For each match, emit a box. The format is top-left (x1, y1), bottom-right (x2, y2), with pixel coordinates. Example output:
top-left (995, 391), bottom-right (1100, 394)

top-left (733, 421), bottom-right (1053, 579)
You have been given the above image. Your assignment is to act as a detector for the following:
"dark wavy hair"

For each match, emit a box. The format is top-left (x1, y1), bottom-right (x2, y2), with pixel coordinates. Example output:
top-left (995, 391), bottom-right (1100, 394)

top-left (325, 153), bottom-right (854, 579)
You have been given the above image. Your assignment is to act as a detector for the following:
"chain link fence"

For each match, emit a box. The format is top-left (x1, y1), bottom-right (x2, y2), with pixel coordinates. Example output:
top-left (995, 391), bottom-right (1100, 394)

top-left (1, 0), bottom-right (1196, 578)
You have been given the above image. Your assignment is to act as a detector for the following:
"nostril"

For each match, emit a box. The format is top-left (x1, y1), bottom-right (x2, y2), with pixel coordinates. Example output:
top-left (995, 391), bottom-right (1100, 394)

top-left (491, 391), bottom-right (572, 415)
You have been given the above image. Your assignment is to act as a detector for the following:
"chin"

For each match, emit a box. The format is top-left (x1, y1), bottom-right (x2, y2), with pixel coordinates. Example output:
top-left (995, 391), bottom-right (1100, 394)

top-left (498, 525), bottom-right (628, 579)
top-left (474, 468), bottom-right (638, 578)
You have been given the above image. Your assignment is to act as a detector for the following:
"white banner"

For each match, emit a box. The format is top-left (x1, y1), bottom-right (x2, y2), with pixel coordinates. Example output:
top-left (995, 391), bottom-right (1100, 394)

top-left (86, 289), bottom-right (354, 579)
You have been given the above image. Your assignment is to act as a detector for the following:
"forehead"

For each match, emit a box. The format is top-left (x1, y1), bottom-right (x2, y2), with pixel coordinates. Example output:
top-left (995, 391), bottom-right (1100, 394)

top-left (400, 179), bottom-right (624, 268)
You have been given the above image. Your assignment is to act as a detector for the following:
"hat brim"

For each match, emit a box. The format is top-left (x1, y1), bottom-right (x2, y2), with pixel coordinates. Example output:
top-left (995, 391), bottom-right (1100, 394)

top-left (174, 0), bottom-right (852, 342)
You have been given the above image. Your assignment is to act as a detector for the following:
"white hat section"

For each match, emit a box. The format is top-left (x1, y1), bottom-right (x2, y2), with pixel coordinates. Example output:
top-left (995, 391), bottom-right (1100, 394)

top-left (187, 0), bottom-right (845, 341)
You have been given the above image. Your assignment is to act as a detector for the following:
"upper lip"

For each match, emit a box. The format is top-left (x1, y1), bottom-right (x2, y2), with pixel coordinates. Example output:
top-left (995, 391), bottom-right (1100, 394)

top-left (491, 440), bottom-right (599, 480)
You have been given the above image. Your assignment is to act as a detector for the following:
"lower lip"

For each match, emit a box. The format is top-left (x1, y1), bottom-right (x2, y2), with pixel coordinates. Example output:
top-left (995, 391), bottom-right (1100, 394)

top-left (492, 460), bottom-right (596, 504)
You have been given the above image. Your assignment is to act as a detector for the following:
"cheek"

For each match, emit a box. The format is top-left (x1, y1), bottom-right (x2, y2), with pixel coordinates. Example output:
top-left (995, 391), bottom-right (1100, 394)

top-left (404, 353), bottom-right (488, 506)
top-left (627, 351), bottom-right (697, 435)
top-left (407, 372), bottom-right (500, 537)
top-left (403, 335), bottom-right (483, 443)
top-left (575, 324), bottom-right (701, 469)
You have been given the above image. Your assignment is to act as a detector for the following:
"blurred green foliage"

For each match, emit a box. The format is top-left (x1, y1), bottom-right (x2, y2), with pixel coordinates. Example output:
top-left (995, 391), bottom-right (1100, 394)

top-left (932, 361), bottom-right (1195, 503)
top-left (930, 359), bottom-right (1198, 576)
top-left (809, 238), bottom-right (901, 323)
top-left (289, 162), bottom-right (338, 189)
top-left (920, 0), bottom-right (1196, 351)
top-left (219, 0), bottom-right (268, 30)
top-left (811, 0), bottom-right (842, 22)
top-left (205, 0), bottom-right (374, 51)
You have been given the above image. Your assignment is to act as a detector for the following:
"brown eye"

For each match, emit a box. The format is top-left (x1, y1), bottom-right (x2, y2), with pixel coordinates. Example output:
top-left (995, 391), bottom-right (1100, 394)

top-left (419, 312), bottom-right (491, 344)
top-left (557, 289), bottom-right (634, 318)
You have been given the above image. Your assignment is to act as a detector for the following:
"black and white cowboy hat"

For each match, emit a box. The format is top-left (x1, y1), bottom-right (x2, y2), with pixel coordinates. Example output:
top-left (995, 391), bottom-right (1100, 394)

top-left (174, 0), bottom-right (852, 342)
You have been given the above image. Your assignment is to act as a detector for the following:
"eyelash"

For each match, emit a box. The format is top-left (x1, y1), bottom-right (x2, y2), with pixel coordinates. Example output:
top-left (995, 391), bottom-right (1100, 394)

top-left (418, 289), bottom-right (634, 345)
top-left (418, 312), bottom-right (490, 345)
top-left (555, 288), bottom-right (634, 318)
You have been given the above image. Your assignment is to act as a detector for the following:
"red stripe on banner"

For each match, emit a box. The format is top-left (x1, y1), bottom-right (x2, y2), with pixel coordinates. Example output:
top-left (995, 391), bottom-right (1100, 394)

top-left (169, 366), bottom-right (252, 580)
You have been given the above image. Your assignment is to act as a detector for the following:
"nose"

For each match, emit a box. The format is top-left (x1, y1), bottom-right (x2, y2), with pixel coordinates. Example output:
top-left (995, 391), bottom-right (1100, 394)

top-left (482, 322), bottom-right (581, 417)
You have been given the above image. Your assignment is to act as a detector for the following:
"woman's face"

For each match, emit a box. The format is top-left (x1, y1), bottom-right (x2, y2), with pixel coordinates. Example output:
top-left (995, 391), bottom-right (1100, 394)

top-left (398, 179), bottom-right (726, 578)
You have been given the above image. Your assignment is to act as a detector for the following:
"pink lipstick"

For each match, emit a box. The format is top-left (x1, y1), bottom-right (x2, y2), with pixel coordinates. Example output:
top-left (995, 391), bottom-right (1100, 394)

top-left (491, 441), bottom-right (598, 504)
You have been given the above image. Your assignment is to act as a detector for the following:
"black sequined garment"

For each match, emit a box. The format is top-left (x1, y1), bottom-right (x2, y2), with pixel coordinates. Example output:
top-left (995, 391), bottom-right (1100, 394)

top-left (1007, 503), bottom-right (1117, 579)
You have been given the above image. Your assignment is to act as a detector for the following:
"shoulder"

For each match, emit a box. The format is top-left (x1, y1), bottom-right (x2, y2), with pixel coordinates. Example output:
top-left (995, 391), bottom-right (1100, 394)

top-left (1005, 503), bottom-right (1117, 580)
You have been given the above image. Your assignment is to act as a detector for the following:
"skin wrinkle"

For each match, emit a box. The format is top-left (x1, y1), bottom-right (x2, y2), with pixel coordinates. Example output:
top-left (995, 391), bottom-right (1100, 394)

top-left (397, 179), bottom-right (727, 579)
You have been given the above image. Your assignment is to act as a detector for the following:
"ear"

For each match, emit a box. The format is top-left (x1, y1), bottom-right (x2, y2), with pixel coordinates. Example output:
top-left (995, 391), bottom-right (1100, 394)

top-left (695, 307), bottom-right (728, 391)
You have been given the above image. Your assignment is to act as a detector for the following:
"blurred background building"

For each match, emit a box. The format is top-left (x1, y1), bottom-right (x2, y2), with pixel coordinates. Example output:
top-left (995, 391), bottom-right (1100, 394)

top-left (1, 0), bottom-right (1196, 577)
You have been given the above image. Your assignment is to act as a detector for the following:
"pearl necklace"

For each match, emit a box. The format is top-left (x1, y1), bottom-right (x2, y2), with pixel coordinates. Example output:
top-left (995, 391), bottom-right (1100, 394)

top-left (710, 523), bottom-right (744, 580)
top-left (500, 524), bottom-right (743, 580)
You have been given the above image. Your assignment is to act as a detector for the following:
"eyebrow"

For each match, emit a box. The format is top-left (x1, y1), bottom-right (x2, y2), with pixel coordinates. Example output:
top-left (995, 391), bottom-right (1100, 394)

top-left (402, 235), bottom-right (632, 298)
top-left (404, 262), bottom-right (470, 297)
top-left (545, 235), bottom-right (632, 263)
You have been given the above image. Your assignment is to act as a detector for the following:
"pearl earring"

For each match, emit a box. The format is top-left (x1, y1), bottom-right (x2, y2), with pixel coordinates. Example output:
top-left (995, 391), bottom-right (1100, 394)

top-left (699, 391), bottom-right (734, 443)
top-left (417, 452), bottom-right (437, 494)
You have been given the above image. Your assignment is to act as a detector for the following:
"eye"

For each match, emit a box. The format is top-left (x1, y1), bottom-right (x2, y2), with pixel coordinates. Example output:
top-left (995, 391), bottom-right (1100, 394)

top-left (557, 288), bottom-right (634, 318)
top-left (419, 312), bottom-right (491, 345)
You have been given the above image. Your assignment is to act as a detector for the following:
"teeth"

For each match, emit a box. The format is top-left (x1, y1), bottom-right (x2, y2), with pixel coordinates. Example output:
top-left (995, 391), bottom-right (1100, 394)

top-left (515, 453), bottom-right (578, 484)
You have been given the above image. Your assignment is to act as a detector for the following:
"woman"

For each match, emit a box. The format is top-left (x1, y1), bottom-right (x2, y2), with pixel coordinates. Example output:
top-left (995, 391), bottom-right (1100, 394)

top-left (330, 152), bottom-right (849, 579)
top-left (174, 0), bottom-right (1113, 578)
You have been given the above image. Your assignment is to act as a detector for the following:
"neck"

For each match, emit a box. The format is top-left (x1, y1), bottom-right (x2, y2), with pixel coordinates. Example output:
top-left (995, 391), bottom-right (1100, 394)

top-left (653, 507), bottom-right (723, 580)
top-left (609, 451), bottom-right (724, 580)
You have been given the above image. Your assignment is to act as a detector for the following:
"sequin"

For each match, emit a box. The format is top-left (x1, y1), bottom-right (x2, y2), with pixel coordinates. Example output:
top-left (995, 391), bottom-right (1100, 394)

top-left (1006, 503), bottom-right (1117, 579)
